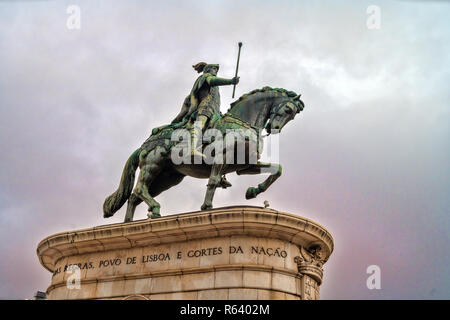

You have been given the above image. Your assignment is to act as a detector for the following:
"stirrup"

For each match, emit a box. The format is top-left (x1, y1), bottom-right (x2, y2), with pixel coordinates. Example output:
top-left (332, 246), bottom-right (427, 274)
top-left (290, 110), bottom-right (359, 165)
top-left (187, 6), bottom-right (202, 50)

top-left (191, 148), bottom-right (206, 159)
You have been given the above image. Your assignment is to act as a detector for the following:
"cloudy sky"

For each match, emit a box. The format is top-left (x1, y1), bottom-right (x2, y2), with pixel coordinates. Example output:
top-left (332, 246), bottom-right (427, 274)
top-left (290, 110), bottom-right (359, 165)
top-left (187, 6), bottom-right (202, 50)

top-left (0, 0), bottom-right (448, 299)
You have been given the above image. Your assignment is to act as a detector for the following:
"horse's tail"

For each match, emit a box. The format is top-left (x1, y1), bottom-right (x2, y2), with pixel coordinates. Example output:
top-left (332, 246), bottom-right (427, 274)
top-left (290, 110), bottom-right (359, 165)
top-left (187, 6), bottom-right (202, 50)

top-left (103, 148), bottom-right (141, 218)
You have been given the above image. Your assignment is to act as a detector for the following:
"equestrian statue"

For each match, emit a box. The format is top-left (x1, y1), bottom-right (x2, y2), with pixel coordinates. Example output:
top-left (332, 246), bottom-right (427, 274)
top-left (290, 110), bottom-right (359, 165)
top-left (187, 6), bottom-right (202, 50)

top-left (103, 51), bottom-right (305, 222)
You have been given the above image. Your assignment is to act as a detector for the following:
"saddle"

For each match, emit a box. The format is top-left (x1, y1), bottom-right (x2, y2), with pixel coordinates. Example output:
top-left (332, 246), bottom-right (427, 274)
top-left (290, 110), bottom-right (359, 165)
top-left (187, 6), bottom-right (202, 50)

top-left (141, 112), bottom-right (223, 152)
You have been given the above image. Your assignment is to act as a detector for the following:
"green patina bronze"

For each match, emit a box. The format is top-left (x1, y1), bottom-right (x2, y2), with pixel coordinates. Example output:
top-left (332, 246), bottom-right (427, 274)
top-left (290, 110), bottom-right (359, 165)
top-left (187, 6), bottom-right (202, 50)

top-left (103, 66), bottom-right (305, 222)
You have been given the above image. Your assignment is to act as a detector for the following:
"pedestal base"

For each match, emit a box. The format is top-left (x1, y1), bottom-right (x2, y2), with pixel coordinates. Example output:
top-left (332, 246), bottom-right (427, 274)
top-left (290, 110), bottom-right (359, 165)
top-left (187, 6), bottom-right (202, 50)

top-left (37, 206), bottom-right (334, 300)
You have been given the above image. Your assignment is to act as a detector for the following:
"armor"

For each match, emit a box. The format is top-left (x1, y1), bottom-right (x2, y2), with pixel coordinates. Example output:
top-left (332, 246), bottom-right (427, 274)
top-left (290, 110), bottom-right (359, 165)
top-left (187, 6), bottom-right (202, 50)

top-left (171, 62), bottom-right (239, 161)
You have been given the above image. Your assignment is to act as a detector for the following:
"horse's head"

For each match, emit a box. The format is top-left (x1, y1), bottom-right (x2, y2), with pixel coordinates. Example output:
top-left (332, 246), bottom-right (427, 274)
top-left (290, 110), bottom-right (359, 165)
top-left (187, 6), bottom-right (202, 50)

top-left (227, 87), bottom-right (305, 132)
top-left (266, 94), bottom-right (304, 134)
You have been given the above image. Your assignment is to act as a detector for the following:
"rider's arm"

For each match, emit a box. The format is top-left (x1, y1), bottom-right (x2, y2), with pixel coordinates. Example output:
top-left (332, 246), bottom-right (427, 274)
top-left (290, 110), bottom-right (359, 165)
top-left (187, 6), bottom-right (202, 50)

top-left (207, 76), bottom-right (239, 87)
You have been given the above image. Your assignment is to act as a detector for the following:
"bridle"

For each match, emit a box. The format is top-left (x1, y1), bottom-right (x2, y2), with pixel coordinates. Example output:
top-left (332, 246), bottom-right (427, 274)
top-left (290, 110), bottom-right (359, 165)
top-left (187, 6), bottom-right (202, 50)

top-left (264, 96), bottom-right (303, 136)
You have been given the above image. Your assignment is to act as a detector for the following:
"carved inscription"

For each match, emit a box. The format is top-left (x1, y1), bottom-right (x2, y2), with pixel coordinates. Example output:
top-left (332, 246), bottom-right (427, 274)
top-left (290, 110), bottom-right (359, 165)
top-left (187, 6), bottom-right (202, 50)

top-left (52, 245), bottom-right (288, 277)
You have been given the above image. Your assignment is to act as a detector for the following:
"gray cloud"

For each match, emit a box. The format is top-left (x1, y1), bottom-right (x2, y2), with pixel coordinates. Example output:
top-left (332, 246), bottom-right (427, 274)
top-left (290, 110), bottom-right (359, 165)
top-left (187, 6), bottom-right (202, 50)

top-left (0, 0), bottom-right (448, 299)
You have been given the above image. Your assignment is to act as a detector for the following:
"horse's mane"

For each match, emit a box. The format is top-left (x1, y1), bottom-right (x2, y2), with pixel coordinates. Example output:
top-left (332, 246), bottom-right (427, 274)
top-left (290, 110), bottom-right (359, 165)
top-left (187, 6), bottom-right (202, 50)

top-left (228, 86), bottom-right (299, 112)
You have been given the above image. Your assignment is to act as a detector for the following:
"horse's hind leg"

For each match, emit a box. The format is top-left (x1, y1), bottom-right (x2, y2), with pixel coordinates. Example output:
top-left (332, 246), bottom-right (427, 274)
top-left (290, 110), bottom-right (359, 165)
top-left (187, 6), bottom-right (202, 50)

top-left (134, 146), bottom-right (166, 218)
top-left (236, 162), bottom-right (282, 199)
top-left (124, 193), bottom-right (142, 222)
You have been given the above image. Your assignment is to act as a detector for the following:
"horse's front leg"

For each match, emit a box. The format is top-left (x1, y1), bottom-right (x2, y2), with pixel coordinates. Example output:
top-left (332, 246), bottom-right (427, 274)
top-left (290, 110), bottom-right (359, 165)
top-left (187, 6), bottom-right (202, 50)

top-left (201, 164), bottom-right (224, 210)
top-left (236, 162), bottom-right (282, 199)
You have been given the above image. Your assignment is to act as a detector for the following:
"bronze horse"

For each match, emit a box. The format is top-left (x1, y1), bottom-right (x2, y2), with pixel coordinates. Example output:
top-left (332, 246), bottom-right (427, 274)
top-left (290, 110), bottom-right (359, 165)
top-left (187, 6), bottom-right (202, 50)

top-left (103, 87), bottom-right (305, 222)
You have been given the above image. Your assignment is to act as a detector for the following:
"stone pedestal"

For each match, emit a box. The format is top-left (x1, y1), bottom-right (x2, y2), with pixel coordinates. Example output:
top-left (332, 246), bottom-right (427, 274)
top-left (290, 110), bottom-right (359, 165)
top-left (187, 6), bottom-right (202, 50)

top-left (37, 206), bottom-right (333, 300)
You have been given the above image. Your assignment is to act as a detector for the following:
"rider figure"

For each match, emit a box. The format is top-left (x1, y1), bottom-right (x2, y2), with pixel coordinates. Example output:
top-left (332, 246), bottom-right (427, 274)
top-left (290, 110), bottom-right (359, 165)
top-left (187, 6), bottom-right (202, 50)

top-left (172, 62), bottom-right (239, 158)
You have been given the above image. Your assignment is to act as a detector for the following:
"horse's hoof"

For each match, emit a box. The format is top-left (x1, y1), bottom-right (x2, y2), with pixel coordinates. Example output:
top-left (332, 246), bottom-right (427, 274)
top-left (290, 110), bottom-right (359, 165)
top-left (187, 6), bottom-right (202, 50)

top-left (150, 212), bottom-right (161, 219)
top-left (246, 187), bottom-right (259, 199)
top-left (150, 207), bottom-right (161, 219)
top-left (147, 207), bottom-right (161, 219)
top-left (201, 204), bottom-right (212, 211)
top-left (148, 212), bottom-right (161, 219)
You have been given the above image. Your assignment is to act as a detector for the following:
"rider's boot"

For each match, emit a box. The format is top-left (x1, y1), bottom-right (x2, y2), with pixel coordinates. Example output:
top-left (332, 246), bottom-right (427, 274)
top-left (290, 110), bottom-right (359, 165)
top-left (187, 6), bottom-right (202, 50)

top-left (191, 129), bottom-right (206, 160)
